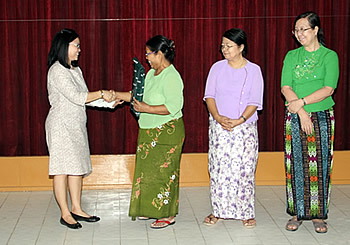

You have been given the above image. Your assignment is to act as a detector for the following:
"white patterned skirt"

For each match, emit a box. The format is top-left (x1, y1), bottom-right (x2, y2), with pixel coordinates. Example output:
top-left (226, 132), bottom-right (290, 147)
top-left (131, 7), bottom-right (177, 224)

top-left (208, 116), bottom-right (258, 219)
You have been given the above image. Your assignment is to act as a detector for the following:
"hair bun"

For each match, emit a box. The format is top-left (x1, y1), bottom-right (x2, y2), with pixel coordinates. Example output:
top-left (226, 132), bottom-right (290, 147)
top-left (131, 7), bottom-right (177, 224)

top-left (168, 40), bottom-right (175, 52)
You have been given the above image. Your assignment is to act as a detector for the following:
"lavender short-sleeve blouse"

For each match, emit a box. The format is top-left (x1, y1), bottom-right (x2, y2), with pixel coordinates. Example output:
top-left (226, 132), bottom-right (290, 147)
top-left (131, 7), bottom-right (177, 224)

top-left (204, 59), bottom-right (264, 123)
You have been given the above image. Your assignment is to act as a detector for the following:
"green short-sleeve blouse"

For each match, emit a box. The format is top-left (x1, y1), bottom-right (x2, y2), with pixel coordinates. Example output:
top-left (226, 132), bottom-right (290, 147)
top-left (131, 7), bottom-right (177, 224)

top-left (138, 65), bottom-right (184, 129)
top-left (281, 45), bottom-right (339, 112)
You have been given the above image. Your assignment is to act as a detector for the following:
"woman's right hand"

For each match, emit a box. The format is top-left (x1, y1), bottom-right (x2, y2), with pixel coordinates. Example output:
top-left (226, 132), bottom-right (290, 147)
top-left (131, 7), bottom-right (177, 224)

top-left (298, 110), bottom-right (313, 135)
top-left (215, 115), bottom-right (233, 131)
top-left (287, 99), bottom-right (304, 114)
top-left (102, 90), bottom-right (114, 102)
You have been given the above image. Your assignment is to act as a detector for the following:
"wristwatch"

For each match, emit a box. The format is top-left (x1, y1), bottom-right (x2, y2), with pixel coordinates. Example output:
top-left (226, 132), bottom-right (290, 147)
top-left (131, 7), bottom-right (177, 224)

top-left (100, 90), bottom-right (104, 98)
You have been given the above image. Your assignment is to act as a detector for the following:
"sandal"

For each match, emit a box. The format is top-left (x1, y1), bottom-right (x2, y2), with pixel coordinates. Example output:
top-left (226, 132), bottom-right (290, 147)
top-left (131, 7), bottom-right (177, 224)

top-left (203, 214), bottom-right (222, 225)
top-left (285, 217), bottom-right (302, 231)
top-left (137, 216), bottom-right (150, 220)
top-left (242, 219), bottom-right (256, 228)
top-left (312, 219), bottom-right (328, 233)
top-left (150, 219), bottom-right (175, 229)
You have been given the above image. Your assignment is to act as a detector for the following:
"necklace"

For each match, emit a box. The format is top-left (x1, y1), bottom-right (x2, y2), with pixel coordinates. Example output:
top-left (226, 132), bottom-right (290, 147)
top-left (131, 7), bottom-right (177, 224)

top-left (229, 58), bottom-right (246, 69)
top-left (305, 41), bottom-right (320, 52)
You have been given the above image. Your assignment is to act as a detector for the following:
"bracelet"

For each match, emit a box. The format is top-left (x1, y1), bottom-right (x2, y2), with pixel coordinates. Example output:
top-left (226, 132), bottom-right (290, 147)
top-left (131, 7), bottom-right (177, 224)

top-left (240, 115), bottom-right (247, 122)
top-left (100, 90), bottom-right (104, 99)
top-left (301, 97), bottom-right (307, 106)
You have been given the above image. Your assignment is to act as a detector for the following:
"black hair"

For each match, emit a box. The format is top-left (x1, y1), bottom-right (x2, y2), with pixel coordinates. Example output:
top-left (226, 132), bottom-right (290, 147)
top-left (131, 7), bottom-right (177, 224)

top-left (222, 28), bottom-right (248, 57)
top-left (146, 35), bottom-right (175, 63)
top-left (294, 11), bottom-right (326, 46)
top-left (47, 28), bottom-right (79, 69)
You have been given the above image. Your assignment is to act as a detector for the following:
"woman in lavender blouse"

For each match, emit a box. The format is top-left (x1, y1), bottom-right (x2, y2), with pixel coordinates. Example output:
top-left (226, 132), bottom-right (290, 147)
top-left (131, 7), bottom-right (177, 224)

top-left (203, 28), bottom-right (264, 228)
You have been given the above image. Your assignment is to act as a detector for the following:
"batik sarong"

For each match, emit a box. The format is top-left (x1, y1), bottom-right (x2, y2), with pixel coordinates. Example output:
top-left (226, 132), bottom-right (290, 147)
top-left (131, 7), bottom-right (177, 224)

top-left (129, 118), bottom-right (185, 220)
top-left (284, 108), bottom-right (334, 220)
top-left (208, 116), bottom-right (258, 220)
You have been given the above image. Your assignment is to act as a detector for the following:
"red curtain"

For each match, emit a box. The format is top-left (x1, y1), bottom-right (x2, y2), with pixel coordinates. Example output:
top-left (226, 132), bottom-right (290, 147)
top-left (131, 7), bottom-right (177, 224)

top-left (1, 0), bottom-right (349, 156)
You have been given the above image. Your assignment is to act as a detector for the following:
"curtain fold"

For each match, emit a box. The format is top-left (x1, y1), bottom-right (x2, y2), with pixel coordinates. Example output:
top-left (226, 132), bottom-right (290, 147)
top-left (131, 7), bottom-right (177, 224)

top-left (0, 0), bottom-right (349, 155)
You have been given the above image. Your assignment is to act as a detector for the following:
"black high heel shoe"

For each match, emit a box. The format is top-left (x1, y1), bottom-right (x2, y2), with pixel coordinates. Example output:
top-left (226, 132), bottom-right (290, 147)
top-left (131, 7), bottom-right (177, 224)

top-left (71, 212), bottom-right (101, 222)
top-left (60, 217), bottom-right (82, 229)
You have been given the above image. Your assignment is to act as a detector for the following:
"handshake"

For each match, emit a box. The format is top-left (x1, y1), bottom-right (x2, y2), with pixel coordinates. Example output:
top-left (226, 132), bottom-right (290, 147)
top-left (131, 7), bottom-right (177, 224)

top-left (101, 90), bottom-right (125, 107)
top-left (86, 90), bottom-right (126, 109)
top-left (89, 90), bottom-right (147, 112)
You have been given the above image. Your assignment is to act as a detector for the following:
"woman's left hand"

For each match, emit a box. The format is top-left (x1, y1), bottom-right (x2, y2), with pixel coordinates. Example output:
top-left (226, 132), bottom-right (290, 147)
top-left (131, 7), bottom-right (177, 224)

top-left (228, 119), bottom-right (242, 129)
top-left (133, 99), bottom-right (150, 113)
top-left (298, 110), bottom-right (314, 135)
top-left (287, 99), bottom-right (303, 114)
top-left (103, 90), bottom-right (114, 102)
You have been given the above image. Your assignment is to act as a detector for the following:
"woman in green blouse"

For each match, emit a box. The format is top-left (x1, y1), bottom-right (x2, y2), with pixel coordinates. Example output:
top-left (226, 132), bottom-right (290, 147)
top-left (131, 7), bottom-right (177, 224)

top-left (281, 12), bottom-right (339, 233)
top-left (114, 35), bottom-right (185, 229)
